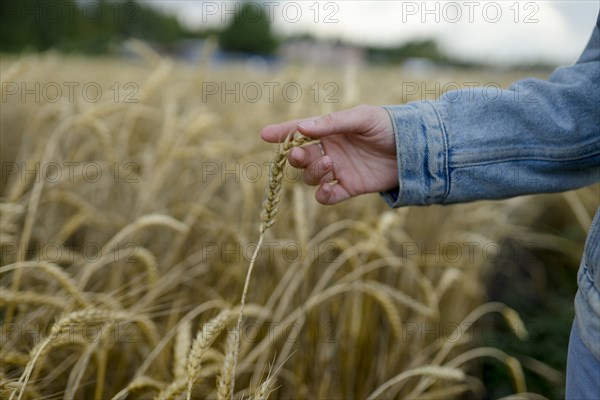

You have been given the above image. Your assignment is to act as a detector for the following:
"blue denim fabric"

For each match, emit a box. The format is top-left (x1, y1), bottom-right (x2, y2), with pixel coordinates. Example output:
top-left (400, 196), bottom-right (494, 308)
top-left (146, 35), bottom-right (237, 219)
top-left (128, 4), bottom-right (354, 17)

top-left (383, 16), bottom-right (599, 207)
top-left (382, 11), bottom-right (600, 394)
top-left (567, 317), bottom-right (600, 400)
top-left (575, 207), bottom-right (600, 360)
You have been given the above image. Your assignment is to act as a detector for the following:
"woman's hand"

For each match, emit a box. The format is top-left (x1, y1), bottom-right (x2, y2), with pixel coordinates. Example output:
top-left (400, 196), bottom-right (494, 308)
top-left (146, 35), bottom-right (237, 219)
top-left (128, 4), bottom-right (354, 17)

top-left (261, 105), bottom-right (398, 205)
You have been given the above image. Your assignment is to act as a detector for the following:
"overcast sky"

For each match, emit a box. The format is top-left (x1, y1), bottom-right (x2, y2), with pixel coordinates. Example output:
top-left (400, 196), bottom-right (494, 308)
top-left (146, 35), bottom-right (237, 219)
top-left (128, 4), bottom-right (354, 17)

top-left (150, 1), bottom-right (599, 65)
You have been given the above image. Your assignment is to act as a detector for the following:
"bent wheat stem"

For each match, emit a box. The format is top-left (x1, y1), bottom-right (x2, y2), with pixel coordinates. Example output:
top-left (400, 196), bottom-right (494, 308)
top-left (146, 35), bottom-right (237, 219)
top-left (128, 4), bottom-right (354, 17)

top-left (230, 131), bottom-right (313, 397)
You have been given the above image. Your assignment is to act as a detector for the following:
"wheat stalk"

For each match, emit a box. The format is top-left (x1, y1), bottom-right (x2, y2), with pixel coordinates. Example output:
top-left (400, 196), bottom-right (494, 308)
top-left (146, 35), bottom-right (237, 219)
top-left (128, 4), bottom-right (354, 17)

top-left (158, 305), bottom-right (268, 400)
top-left (359, 282), bottom-right (403, 340)
top-left (229, 131), bottom-right (313, 396)
top-left (0, 289), bottom-right (67, 309)
top-left (408, 302), bottom-right (529, 397)
top-left (1, 262), bottom-right (89, 307)
top-left (173, 320), bottom-right (192, 381)
top-left (184, 309), bottom-right (236, 400)
top-left (446, 347), bottom-right (527, 394)
top-left (127, 376), bottom-right (167, 393)
top-left (217, 332), bottom-right (236, 400)
top-left (367, 365), bottom-right (466, 400)
top-left (78, 213), bottom-right (188, 289)
top-left (10, 309), bottom-right (156, 400)
top-left (156, 379), bottom-right (187, 400)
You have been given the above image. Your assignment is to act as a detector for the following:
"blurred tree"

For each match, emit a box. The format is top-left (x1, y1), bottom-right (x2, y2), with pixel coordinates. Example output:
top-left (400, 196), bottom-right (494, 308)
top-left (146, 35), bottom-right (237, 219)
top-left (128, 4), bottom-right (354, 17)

top-left (0, 0), bottom-right (76, 52)
top-left (218, 2), bottom-right (278, 55)
top-left (0, 0), bottom-right (184, 54)
top-left (115, 0), bottom-right (182, 46)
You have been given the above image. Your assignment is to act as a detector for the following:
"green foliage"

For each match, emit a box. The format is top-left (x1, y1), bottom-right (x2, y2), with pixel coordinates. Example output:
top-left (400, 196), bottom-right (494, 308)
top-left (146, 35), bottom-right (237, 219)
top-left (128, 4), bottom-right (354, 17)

top-left (482, 233), bottom-right (579, 399)
top-left (217, 2), bottom-right (278, 55)
top-left (0, 0), bottom-right (183, 54)
top-left (366, 40), bottom-right (449, 64)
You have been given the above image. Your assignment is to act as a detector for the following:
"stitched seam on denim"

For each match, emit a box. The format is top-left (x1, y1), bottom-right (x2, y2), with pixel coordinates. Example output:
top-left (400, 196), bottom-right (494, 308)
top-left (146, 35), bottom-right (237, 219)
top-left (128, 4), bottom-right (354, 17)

top-left (382, 106), bottom-right (403, 206)
top-left (583, 262), bottom-right (600, 294)
top-left (427, 101), bottom-right (451, 203)
top-left (451, 147), bottom-right (600, 166)
top-left (583, 208), bottom-right (600, 274)
top-left (451, 152), bottom-right (600, 168)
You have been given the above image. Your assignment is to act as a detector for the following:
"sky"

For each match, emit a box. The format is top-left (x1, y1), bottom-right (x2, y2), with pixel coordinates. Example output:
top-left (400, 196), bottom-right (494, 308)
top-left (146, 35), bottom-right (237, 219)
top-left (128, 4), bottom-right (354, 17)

top-left (150, 1), bottom-right (600, 66)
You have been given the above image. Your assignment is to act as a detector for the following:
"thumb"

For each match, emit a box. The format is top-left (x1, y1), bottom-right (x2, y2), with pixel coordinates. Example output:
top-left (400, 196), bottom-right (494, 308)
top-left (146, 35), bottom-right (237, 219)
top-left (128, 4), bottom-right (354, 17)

top-left (297, 105), bottom-right (380, 138)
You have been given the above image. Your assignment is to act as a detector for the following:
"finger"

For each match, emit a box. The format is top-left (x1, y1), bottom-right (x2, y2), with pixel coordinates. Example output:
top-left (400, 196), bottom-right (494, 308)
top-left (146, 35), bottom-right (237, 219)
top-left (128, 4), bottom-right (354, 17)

top-left (260, 116), bottom-right (319, 143)
top-left (288, 144), bottom-right (324, 169)
top-left (303, 156), bottom-right (334, 186)
top-left (297, 105), bottom-right (381, 138)
top-left (260, 121), bottom-right (298, 143)
top-left (320, 169), bottom-right (336, 184)
top-left (316, 182), bottom-right (352, 205)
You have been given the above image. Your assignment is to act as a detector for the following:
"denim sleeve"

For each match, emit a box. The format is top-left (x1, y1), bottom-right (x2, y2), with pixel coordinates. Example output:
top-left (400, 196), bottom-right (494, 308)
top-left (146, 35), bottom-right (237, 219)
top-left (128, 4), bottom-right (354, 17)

top-left (382, 14), bottom-right (600, 207)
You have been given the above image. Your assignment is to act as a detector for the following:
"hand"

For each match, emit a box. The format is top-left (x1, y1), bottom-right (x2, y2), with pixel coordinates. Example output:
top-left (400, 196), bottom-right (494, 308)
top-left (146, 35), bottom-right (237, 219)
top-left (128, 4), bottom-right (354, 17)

top-left (260, 105), bottom-right (398, 205)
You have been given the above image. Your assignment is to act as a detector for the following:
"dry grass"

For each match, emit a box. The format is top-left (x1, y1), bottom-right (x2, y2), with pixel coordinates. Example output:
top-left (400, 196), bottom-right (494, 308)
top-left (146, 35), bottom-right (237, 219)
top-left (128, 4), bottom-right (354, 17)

top-left (0, 48), bottom-right (594, 399)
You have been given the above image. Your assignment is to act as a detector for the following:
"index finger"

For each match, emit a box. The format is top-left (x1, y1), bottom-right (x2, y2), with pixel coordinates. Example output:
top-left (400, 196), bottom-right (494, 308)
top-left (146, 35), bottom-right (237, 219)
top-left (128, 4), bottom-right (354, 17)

top-left (260, 117), bottom-right (318, 143)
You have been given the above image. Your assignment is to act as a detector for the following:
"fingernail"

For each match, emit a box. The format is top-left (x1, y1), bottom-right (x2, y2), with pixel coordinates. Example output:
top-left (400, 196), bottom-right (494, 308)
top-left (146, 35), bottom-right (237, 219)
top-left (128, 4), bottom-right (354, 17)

top-left (298, 120), bottom-right (316, 130)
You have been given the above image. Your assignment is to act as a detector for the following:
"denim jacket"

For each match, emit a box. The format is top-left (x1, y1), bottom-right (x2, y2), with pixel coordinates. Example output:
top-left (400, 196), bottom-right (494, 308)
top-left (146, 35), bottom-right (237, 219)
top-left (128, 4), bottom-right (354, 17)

top-left (383, 13), bottom-right (600, 359)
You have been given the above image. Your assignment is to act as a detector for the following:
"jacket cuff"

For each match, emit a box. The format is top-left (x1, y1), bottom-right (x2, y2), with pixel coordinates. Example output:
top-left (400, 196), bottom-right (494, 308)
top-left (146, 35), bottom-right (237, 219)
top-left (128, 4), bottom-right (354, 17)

top-left (381, 101), bottom-right (449, 207)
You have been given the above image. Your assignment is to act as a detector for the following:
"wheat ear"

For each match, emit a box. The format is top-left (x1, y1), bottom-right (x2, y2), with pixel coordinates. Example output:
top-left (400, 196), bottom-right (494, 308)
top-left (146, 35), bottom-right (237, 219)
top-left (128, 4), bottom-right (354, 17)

top-left (1, 262), bottom-right (89, 307)
top-left (216, 332), bottom-right (236, 400)
top-left (259, 132), bottom-right (313, 233)
top-left (251, 353), bottom-right (292, 400)
top-left (229, 131), bottom-right (313, 397)
top-left (184, 309), bottom-right (237, 400)
top-left (174, 320), bottom-right (192, 381)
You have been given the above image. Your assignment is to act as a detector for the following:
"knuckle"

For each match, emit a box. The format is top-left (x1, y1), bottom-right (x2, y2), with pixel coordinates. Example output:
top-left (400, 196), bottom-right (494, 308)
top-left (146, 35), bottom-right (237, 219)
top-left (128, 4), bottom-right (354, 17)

top-left (321, 112), bottom-right (337, 125)
top-left (355, 104), bottom-right (379, 128)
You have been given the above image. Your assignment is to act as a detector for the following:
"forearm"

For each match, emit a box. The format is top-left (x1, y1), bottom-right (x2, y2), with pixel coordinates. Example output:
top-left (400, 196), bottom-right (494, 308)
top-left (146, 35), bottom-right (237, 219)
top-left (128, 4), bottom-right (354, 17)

top-left (383, 20), bottom-right (600, 207)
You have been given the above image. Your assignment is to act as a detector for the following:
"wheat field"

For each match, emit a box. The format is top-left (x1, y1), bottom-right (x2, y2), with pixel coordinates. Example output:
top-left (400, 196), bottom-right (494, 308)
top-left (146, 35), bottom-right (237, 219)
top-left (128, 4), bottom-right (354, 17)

top-left (0, 47), bottom-right (596, 399)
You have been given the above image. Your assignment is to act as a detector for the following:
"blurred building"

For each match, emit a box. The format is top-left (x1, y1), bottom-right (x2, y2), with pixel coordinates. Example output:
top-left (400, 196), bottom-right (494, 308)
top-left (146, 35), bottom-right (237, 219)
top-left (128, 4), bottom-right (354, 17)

top-left (280, 39), bottom-right (365, 66)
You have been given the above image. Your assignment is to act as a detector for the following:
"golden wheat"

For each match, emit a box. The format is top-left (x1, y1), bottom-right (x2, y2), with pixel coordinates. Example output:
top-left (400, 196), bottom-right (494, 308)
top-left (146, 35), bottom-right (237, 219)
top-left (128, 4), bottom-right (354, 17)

top-left (184, 309), bottom-right (236, 399)
top-left (217, 332), bottom-right (236, 400)
top-left (10, 308), bottom-right (156, 400)
top-left (0, 53), bottom-right (584, 399)
top-left (174, 320), bottom-right (192, 382)
top-left (259, 132), bottom-right (314, 234)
